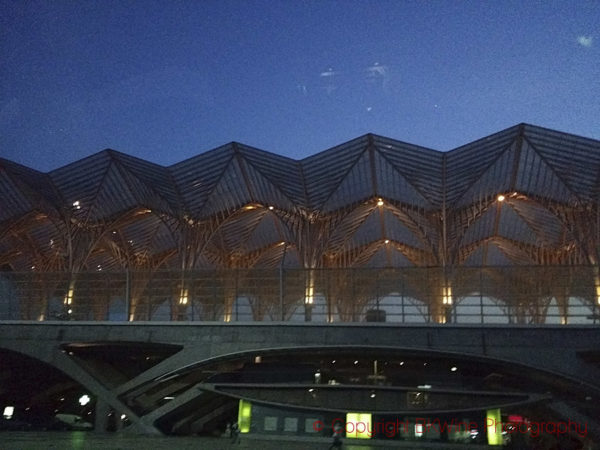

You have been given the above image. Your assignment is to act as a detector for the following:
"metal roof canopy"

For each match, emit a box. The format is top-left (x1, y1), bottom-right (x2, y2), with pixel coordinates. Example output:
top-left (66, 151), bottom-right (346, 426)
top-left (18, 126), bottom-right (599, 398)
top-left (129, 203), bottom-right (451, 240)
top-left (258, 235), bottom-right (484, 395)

top-left (0, 123), bottom-right (598, 272)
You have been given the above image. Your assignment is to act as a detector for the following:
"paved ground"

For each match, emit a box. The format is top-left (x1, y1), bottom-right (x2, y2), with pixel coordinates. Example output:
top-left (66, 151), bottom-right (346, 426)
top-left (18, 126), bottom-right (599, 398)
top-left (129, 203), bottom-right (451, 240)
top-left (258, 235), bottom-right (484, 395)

top-left (0, 432), bottom-right (232, 450)
top-left (0, 432), bottom-right (495, 450)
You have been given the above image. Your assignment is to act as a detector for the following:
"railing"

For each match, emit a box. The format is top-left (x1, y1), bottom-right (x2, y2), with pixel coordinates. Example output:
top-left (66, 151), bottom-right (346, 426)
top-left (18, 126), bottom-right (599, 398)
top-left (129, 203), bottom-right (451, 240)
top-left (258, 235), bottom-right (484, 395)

top-left (0, 267), bottom-right (598, 325)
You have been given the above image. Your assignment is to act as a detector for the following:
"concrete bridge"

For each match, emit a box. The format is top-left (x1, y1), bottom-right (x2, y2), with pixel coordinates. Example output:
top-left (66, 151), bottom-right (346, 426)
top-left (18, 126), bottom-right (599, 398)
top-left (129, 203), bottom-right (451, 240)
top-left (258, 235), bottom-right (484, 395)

top-left (1, 322), bottom-right (600, 441)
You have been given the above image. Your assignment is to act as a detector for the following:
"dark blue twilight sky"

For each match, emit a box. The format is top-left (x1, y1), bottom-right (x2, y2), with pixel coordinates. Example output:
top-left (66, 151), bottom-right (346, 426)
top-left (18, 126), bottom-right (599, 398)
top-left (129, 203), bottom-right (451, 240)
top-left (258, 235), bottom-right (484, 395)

top-left (1, 0), bottom-right (599, 171)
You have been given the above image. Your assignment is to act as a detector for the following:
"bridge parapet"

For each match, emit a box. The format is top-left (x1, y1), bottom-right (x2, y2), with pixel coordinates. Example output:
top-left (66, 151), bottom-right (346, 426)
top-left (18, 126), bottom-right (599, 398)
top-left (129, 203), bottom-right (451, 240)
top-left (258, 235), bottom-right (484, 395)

top-left (1, 323), bottom-right (600, 439)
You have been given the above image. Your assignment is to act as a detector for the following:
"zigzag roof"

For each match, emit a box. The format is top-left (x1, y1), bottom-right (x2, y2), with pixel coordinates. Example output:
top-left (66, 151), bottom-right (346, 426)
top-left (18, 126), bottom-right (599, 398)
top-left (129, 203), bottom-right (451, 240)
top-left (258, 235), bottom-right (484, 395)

top-left (1, 124), bottom-right (598, 271)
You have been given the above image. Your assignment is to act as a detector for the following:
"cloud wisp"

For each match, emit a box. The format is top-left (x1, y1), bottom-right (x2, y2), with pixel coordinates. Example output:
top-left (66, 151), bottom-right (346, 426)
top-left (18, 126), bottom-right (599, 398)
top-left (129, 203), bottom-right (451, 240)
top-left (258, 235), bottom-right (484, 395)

top-left (320, 68), bottom-right (338, 78)
top-left (365, 62), bottom-right (390, 91)
top-left (577, 35), bottom-right (593, 47)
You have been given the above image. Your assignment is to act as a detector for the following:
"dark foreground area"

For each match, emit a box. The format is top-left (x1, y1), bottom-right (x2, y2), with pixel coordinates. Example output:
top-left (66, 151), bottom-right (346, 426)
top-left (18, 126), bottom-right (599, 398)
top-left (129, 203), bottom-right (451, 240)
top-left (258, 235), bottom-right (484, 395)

top-left (0, 431), bottom-right (500, 450)
top-left (0, 432), bottom-right (229, 450)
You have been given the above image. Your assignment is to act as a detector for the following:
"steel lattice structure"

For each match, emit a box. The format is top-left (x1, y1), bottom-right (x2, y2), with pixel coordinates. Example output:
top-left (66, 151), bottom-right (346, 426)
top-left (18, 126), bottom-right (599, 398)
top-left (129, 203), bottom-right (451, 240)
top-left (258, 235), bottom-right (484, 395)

top-left (1, 123), bottom-right (599, 323)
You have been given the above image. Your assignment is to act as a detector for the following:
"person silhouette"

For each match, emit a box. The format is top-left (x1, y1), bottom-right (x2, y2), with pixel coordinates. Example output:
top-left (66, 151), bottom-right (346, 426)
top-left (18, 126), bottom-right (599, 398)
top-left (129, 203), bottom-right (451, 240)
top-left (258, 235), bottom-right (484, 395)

top-left (329, 422), bottom-right (343, 449)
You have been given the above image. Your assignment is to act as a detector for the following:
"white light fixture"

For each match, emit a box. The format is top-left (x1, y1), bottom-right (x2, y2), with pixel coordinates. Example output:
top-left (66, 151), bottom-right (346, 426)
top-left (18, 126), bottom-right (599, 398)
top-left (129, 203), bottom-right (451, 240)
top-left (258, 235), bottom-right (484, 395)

top-left (377, 198), bottom-right (384, 206)
top-left (78, 395), bottom-right (91, 406)
top-left (415, 423), bottom-right (424, 437)
top-left (3, 406), bottom-right (14, 419)
top-left (384, 239), bottom-right (390, 244)
top-left (451, 366), bottom-right (458, 372)
top-left (497, 194), bottom-right (505, 202)
top-left (268, 205), bottom-right (274, 210)
top-left (72, 200), bottom-right (81, 209)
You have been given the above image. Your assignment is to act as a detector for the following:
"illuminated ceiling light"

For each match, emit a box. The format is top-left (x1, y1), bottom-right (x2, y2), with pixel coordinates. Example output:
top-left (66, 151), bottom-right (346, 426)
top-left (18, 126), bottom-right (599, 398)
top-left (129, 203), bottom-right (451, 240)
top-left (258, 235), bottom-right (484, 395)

top-left (308, 388), bottom-right (314, 393)
top-left (268, 205), bottom-right (274, 210)
top-left (179, 288), bottom-right (188, 305)
top-left (370, 392), bottom-right (376, 398)
top-left (112, 230), bottom-right (117, 234)
top-left (279, 241), bottom-right (286, 246)
top-left (354, 360), bottom-right (359, 365)
top-left (376, 198), bottom-right (384, 206)
top-left (72, 200), bottom-right (81, 209)
top-left (497, 194), bottom-right (505, 202)
top-left (331, 360), bottom-right (336, 364)
top-left (418, 384), bottom-right (432, 389)
top-left (305, 283), bottom-right (314, 305)
top-left (384, 239), bottom-right (390, 244)
top-left (399, 361), bottom-right (404, 366)
top-left (67, 309), bottom-right (73, 314)
top-left (442, 285), bottom-right (453, 305)
top-left (3, 406), bottom-right (14, 420)
top-left (78, 395), bottom-right (91, 406)
top-left (120, 414), bottom-right (127, 420)
top-left (64, 284), bottom-right (74, 305)
top-left (31, 265), bottom-right (36, 270)
top-left (244, 205), bottom-right (256, 210)
top-left (450, 366), bottom-right (458, 372)
top-left (163, 396), bottom-right (175, 400)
